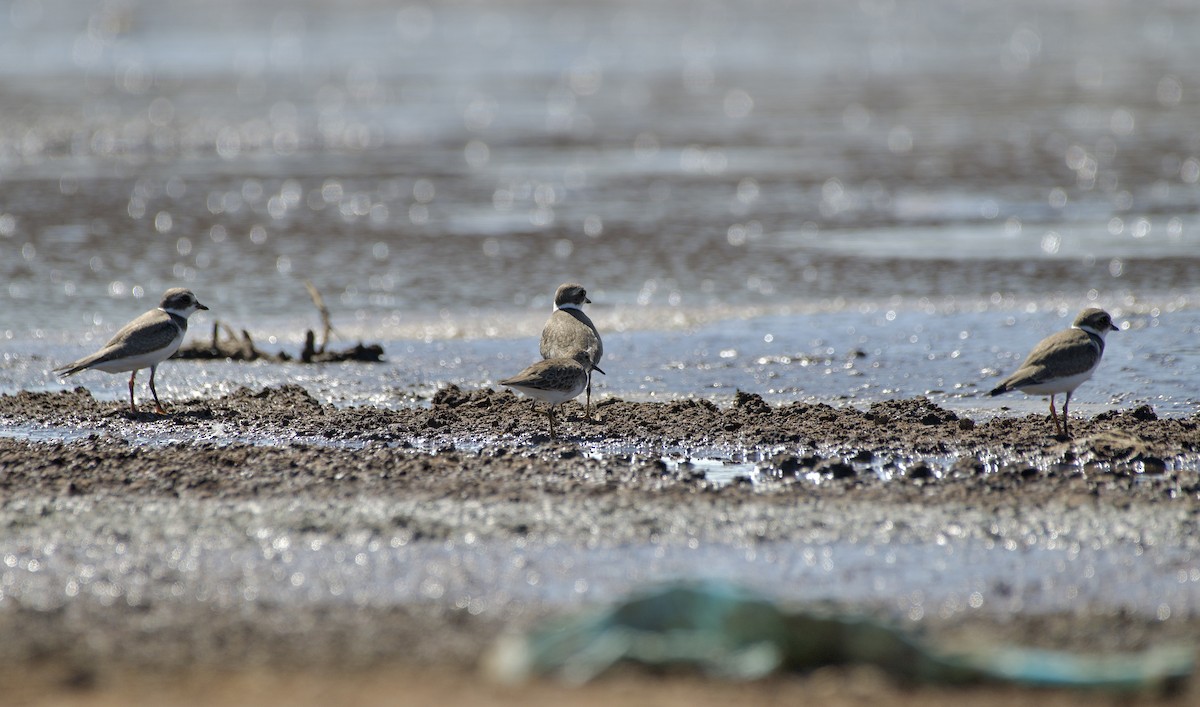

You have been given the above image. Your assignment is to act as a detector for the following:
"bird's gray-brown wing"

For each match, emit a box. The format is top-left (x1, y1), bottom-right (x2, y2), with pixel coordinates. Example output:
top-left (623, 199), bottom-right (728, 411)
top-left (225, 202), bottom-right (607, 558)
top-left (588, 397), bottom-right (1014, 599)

top-left (500, 358), bottom-right (588, 403)
top-left (997, 328), bottom-right (1099, 389)
top-left (56, 310), bottom-right (181, 374)
top-left (540, 310), bottom-right (602, 369)
top-left (500, 359), bottom-right (559, 390)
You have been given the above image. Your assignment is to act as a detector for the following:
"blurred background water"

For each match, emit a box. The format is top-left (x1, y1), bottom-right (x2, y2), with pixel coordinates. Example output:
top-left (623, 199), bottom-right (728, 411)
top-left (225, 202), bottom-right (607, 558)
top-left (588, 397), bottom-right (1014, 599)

top-left (1, 0), bottom-right (1198, 413)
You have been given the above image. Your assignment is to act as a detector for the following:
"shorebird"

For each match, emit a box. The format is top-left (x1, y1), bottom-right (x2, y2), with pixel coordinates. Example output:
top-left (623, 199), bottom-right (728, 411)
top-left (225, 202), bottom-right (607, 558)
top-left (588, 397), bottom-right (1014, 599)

top-left (55, 288), bottom-right (208, 414)
top-left (540, 282), bottom-right (604, 417)
top-left (500, 350), bottom-right (591, 439)
top-left (989, 307), bottom-right (1119, 438)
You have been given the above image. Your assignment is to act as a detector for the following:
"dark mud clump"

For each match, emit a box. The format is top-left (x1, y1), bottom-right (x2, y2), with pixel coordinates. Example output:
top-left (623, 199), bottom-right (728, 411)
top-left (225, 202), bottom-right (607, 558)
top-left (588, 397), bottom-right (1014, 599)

top-left (3, 385), bottom-right (1198, 460)
top-left (1, 386), bottom-right (1198, 503)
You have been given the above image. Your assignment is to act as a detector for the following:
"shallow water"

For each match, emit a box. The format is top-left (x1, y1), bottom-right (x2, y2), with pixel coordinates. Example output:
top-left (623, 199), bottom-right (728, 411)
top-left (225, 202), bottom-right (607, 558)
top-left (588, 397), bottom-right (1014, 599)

top-left (2, 0), bottom-right (1199, 328)
top-left (2, 0), bottom-right (1200, 627)
top-left (6, 303), bottom-right (1199, 422)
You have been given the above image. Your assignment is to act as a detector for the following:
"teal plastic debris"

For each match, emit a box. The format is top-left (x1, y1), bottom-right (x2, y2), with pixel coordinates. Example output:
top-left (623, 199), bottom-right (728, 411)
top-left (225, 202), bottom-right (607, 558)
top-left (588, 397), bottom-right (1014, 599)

top-left (485, 581), bottom-right (1193, 693)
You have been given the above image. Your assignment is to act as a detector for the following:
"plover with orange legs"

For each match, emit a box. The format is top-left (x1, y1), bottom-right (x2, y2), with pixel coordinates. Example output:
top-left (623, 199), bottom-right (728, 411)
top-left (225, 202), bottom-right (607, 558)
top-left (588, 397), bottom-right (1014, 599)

top-left (55, 288), bottom-right (208, 414)
top-left (540, 282), bottom-right (604, 417)
top-left (500, 350), bottom-right (590, 439)
top-left (989, 307), bottom-right (1119, 438)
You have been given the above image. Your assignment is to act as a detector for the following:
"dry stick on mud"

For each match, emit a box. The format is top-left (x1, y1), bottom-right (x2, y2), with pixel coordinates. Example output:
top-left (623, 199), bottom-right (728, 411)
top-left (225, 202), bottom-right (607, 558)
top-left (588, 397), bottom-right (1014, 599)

top-left (176, 283), bottom-right (383, 363)
top-left (304, 279), bottom-right (334, 354)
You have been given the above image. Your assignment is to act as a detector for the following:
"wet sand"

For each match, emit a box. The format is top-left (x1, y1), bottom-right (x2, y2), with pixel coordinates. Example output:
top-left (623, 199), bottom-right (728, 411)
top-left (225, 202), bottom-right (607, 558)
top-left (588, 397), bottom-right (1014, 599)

top-left (2, 387), bottom-right (1199, 705)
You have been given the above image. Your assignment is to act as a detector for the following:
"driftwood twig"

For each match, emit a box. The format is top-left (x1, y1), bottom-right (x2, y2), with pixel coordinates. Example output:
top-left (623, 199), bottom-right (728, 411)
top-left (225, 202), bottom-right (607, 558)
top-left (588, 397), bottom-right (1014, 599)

top-left (304, 279), bottom-right (334, 354)
top-left (174, 282), bottom-right (383, 364)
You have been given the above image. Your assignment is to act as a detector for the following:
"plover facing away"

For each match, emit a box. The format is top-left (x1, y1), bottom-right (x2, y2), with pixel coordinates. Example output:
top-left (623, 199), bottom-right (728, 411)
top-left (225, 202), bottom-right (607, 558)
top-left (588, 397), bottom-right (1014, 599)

top-left (989, 307), bottom-right (1119, 438)
top-left (540, 282), bottom-right (604, 417)
top-left (55, 288), bottom-right (208, 414)
top-left (500, 350), bottom-right (590, 439)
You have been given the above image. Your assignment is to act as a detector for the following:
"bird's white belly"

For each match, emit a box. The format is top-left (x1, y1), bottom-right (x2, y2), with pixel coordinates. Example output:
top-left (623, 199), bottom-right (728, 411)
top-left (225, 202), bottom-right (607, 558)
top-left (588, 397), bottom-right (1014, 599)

top-left (510, 385), bottom-right (582, 406)
top-left (1013, 368), bottom-right (1096, 396)
top-left (509, 377), bottom-right (587, 405)
top-left (90, 337), bottom-right (184, 373)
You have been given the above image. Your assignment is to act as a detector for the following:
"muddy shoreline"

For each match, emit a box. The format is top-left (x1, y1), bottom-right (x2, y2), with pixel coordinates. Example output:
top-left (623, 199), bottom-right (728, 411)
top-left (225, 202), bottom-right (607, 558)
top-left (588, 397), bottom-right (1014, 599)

top-left (2, 386), bottom-right (1199, 704)
top-left (3, 384), bottom-right (1197, 492)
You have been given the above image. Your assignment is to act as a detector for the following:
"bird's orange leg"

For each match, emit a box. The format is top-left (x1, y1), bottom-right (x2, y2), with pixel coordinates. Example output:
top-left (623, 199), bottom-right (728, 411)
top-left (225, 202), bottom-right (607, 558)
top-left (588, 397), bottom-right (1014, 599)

top-left (1048, 394), bottom-right (1064, 437)
top-left (127, 371), bottom-right (138, 413)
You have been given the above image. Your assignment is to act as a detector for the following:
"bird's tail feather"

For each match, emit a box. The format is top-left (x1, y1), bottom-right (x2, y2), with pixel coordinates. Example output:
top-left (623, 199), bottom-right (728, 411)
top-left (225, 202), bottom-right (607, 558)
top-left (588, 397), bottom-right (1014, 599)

top-left (54, 362), bottom-right (86, 378)
top-left (53, 351), bottom-right (103, 378)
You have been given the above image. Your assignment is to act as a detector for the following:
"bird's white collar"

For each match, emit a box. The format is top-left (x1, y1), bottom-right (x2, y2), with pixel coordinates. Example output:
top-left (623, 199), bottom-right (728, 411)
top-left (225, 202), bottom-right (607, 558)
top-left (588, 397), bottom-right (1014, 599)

top-left (1076, 323), bottom-right (1111, 340)
top-left (161, 305), bottom-right (200, 318)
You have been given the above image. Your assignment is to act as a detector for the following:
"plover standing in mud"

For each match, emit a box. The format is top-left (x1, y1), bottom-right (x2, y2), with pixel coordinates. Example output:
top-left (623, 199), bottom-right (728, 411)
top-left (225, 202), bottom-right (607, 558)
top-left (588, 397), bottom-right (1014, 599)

top-left (55, 288), bottom-right (209, 414)
top-left (540, 282), bottom-right (604, 417)
top-left (500, 350), bottom-right (591, 439)
top-left (989, 307), bottom-right (1119, 438)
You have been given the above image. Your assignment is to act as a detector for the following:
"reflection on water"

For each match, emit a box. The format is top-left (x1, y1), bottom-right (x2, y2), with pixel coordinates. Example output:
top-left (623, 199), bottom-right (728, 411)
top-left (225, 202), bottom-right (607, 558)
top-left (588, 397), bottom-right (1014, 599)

top-left (1, 0), bottom-right (1198, 340)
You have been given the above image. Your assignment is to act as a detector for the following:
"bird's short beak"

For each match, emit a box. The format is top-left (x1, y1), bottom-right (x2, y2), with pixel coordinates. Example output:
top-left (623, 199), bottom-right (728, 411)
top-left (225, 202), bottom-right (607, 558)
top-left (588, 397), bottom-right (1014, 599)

top-left (197, 302), bottom-right (210, 311)
top-left (584, 296), bottom-right (592, 304)
top-left (1110, 322), bottom-right (1119, 331)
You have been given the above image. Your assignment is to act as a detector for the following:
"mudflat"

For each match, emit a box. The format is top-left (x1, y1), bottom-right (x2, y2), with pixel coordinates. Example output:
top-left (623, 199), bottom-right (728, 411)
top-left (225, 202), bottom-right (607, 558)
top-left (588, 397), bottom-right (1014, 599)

top-left (1, 387), bottom-right (1198, 705)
